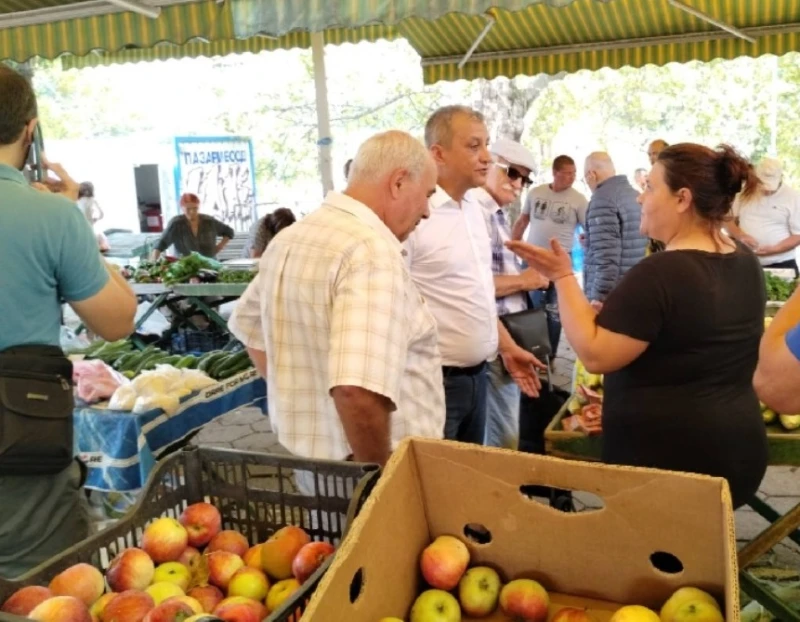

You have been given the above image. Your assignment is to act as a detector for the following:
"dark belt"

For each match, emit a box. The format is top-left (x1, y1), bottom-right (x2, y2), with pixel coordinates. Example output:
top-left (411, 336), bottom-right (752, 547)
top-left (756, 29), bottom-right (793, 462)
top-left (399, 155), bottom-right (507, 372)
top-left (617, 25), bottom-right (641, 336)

top-left (442, 362), bottom-right (487, 378)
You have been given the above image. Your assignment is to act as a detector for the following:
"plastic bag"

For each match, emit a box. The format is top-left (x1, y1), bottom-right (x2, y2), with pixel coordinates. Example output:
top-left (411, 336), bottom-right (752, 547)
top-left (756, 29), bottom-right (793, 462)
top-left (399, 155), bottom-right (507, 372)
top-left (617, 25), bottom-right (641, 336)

top-left (133, 393), bottom-right (180, 416)
top-left (73, 359), bottom-right (129, 404)
top-left (181, 369), bottom-right (218, 391)
top-left (134, 301), bottom-right (171, 336)
top-left (60, 325), bottom-right (91, 354)
top-left (109, 385), bottom-right (137, 411)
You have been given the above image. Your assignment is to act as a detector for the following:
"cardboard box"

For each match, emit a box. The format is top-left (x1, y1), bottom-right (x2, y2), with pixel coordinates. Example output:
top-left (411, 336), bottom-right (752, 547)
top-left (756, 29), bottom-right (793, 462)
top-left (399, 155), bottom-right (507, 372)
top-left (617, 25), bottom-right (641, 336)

top-left (302, 438), bottom-right (739, 622)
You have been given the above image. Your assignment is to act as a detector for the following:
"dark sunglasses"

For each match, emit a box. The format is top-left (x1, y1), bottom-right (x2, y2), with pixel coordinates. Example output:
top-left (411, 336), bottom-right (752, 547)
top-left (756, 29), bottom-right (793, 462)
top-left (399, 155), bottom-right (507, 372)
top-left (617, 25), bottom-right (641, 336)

top-left (495, 162), bottom-right (532, 187)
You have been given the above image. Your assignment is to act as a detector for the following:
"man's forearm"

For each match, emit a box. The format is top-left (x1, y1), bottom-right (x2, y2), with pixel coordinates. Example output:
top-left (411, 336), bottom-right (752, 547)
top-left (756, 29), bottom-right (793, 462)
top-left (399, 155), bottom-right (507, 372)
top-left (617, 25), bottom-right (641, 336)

top-left (215, 237), bottom-right (232, 255)
top-left (494, 274), bottom-right (525, 297)
top-left (104, 261), bottom-right (137, 303)
top-left (331, 386), bottom-right (392, 464)
top-left (246, 347), bottom-right (267, 379)
top-left (765, 234), bottom-right (800, 255)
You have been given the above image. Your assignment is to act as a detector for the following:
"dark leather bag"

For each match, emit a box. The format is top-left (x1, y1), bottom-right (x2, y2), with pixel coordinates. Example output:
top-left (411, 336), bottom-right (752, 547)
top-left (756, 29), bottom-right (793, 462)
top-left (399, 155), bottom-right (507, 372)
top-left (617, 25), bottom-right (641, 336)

top-left (499, 306), bottom-right (552, 361)
top-left (0, 345), bottom-right (74, 475)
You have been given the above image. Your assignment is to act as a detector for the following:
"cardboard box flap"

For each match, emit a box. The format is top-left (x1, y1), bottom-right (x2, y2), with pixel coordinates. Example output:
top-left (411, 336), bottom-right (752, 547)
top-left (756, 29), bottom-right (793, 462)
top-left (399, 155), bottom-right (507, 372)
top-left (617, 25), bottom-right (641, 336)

top-left (412, 441), bottom-right (733, 608)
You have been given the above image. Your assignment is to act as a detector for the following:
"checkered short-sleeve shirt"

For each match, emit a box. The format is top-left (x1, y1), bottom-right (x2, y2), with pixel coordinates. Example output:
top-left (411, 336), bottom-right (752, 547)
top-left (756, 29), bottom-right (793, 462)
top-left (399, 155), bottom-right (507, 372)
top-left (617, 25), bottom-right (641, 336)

top-left (229, 192), bottom-right (446, 460)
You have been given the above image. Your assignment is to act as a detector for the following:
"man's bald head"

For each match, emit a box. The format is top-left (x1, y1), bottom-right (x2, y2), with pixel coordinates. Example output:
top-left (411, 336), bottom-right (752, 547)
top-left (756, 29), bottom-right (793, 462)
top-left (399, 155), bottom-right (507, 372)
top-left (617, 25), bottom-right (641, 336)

top-left (584, 152), bottom-right (616, 192)
top-left (648, 139), bottom-right (669, 165)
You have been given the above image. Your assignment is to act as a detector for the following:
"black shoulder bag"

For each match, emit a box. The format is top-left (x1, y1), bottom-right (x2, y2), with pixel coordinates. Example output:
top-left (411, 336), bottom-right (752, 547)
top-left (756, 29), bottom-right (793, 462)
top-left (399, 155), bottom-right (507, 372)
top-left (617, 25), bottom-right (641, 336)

top-left (0, 345), bottom-right (75, 475)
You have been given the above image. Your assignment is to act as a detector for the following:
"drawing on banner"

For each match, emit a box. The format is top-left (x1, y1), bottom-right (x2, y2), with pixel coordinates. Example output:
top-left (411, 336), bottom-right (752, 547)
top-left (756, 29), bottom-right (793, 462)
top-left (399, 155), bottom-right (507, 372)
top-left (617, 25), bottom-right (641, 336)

top-left (175, 137), bottom-right (257, 232)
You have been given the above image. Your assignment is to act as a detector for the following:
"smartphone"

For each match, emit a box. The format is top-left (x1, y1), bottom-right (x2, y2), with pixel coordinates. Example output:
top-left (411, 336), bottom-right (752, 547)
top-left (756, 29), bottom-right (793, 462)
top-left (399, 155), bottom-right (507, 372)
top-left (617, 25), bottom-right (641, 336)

top-left (24, 123), bottom-right (45, 183)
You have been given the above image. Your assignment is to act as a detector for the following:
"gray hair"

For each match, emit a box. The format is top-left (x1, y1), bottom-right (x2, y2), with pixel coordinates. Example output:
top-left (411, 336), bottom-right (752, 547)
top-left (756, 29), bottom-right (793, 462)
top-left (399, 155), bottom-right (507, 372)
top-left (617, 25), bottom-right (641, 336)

top-left (424, 105), bottom-right (485, 149)
top-left (585, 151), bottom-right (616, 176)
top-left (348, 130), bottom-right (432, 184)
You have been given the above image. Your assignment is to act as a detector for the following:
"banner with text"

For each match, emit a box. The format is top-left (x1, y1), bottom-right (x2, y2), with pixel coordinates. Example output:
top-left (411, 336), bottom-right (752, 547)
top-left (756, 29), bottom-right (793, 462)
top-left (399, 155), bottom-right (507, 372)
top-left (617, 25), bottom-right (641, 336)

top-left (175, 137), bottom-right (257, 233)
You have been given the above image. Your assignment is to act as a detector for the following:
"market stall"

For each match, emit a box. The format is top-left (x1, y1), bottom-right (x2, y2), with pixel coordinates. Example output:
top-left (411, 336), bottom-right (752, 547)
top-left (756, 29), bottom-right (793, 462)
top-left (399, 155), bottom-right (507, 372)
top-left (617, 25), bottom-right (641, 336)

top-left (75, 368), bottom-right (266, 492)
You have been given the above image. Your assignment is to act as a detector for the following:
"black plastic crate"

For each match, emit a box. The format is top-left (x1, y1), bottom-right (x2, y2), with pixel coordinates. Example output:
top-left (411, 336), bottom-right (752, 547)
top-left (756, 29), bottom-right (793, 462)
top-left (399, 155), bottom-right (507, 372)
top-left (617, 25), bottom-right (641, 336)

top-left (0, 446), bottom-right (379, 622)
top-left (170, 326), bottom-right (231, 354)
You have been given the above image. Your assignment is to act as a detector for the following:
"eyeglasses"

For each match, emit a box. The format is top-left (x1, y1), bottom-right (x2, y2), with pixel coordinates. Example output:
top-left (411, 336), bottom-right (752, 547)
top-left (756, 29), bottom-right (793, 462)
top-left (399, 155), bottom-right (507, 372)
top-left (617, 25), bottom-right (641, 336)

top-left (494, 162), bottom-right (532, 187)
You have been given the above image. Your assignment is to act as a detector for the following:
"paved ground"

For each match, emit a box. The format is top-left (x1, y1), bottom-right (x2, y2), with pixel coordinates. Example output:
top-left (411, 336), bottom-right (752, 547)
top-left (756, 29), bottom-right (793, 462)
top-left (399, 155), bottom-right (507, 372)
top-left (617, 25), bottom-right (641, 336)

top-left (195, 338), bottom-right (800, 572)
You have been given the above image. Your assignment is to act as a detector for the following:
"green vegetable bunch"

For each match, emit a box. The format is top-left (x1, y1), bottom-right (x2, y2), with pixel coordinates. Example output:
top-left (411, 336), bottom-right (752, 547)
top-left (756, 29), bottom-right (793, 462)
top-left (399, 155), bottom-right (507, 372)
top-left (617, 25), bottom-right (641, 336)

top-left (765, 271), bottom-right (798, 302)
top-left (163, 253), bottom-right (223, 285)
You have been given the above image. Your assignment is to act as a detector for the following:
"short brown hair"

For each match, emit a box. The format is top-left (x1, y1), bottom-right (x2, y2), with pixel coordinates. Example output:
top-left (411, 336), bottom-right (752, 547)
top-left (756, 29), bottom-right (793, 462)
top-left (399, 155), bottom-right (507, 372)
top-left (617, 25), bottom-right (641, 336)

top-left (424, 105), bottom-right (485, 149)
top-left (553, 155), bottom-right (575, 172)
top-left (0, 65), bottom-right (37, 146)
top-left (180, 192), bottom-right (200, 206)
top-left (658, 144), bottom-right (758, 224)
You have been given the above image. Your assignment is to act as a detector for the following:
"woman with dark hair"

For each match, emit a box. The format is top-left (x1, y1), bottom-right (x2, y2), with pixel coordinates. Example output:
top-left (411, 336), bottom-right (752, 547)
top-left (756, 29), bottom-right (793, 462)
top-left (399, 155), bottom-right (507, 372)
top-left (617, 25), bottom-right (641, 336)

top-left (508, 144), bottom-right (768, 508)
top-left (250, 208), bottom-right (296, 258)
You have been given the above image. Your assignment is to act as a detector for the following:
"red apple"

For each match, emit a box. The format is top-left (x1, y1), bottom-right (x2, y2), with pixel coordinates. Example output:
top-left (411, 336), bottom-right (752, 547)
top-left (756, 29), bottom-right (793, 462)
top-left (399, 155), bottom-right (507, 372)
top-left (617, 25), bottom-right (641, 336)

top-left (162, 595), bottom-right (203, 615)
top-left (242, 544), bottom-right (263, 569)
top-left (553, 607), bottom-right (595, 622)
top-left (228, 567), bottom-right (270, 601)
top-left (206, 551), bottom-right (245, 590)
top-left (187, 585), bottom-right (224, 614)
top-left (213, 597), bottom-right (264, 622)
top-left (103, 590), bottom-right (156, 622)
top-left (107, 548), bottom-right (156, 592)
top-left (178, 547), bottom-right (202, 575)
top-left (499, 579), bottom-right (550, 622)
top-left (419, 535), bottom-right (470, 591)
top-left (260, 526), bottom-right (310, 580)
top-left (48, 563), bottom-right (105, 606)
top-left (142, 517), bottom-right (189, 563)
top-left (206, 530), bottom-right (249, 557)
top-left (179, 503), bottom-right (222, 548)
top-left (142, 599), bottom-right (195, 622)
top-left (291, 541), bottom-right (335, 584)
top-left (28, 596), bottom-right (92, 622)
top-left (1, 586), bottom-right (53, 616)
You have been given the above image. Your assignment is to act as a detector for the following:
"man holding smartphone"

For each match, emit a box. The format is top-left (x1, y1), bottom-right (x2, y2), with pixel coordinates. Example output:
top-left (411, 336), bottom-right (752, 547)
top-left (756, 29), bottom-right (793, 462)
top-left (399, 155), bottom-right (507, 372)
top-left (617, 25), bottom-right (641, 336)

top-left (0, 66), bottom-right (138, 577)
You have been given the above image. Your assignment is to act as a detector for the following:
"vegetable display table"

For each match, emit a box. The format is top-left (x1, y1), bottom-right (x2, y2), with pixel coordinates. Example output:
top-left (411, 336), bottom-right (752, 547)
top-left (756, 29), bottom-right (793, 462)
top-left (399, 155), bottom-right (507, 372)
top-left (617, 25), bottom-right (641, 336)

top-left (75, 369), bottom-right (266, 492)
top-left (545, 403), bottom-right (800, 622)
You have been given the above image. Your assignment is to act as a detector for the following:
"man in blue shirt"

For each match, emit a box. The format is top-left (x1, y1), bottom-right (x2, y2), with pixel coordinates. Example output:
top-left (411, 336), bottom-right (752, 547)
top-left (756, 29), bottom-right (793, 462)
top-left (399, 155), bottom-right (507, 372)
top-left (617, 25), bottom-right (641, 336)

top-left (0, 66), bottom-right (137, 577)
top-left (755, 288), bottom-right (800, 415)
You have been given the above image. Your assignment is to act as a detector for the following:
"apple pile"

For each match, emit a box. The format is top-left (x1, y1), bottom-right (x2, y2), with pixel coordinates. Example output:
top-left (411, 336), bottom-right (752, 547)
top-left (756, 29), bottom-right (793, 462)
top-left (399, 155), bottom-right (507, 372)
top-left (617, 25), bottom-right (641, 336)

top-left (2, 502), bottom-right (336, 622)
top-left (378, 535), bottom-right (725, 622)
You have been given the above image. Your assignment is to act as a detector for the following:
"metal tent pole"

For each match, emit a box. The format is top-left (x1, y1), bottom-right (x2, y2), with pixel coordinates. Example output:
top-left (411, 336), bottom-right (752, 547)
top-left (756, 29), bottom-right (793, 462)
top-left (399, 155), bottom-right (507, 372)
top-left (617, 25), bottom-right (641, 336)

top-left (311, 31), bottom-right (334, 196)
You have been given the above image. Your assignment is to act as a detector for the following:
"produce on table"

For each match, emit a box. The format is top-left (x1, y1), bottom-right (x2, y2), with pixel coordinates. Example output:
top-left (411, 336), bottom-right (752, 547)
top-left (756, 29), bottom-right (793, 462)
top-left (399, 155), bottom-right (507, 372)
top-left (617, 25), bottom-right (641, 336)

top-left (563, 371), bottom-right (604, 435)
top-left (218, 269), bottom-right (257, 284)
top-left (759, 401), bottom-right (800, 430)
top-left (376, 534), bottom-right (724, 622)
top-left (1, 502), bottom-right (330, 622)
top-left (162, 253), bottom-right (223, 286)
top-left (764, 271), bottom-right (798, 302)
top-left (127, 258), bottom-right (175, 284)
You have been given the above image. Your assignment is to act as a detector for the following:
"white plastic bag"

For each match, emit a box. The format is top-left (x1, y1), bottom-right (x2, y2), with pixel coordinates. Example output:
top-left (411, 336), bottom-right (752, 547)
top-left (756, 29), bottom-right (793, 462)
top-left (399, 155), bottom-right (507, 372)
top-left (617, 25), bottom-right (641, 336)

top-left (181, 369), bottom-right (218, 391)
top-left (134, 301), bottom-right (171, 336)
top-left (109, 385), bottom-right (137, 411)
top-left (133, 393), bottom-right (180, 416)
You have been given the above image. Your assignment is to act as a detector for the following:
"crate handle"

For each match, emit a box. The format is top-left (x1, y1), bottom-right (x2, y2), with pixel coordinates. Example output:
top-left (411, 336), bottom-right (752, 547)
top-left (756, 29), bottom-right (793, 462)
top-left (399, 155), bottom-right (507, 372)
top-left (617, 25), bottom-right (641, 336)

top-left (344, 468), bottom-right (381, 531)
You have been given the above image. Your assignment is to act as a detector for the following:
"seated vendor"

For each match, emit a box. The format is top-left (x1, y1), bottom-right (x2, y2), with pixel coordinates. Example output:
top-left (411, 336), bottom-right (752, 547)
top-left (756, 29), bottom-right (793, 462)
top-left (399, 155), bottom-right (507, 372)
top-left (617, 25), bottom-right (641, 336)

top-left (153, 193), bottom-right (234, 259)
top-left (507, 143), bottom-right (768, 508)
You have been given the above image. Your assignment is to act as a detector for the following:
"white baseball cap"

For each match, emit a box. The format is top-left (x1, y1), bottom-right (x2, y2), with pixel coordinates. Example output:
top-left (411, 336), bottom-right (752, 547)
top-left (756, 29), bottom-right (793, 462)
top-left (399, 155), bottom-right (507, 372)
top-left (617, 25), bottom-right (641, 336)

top-left (756, 157), bottom-right (783, 192)
top-left (491, 139), bottom-right (537, 172)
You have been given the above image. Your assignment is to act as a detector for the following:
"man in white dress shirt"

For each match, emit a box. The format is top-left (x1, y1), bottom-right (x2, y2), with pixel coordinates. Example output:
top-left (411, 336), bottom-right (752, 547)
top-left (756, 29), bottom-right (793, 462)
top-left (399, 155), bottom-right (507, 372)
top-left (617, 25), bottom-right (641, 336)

top-left (229, 131), bottom-right (445, 465)
top-left (470, 139), bottom-right (549, 448)
top-left (405, 106), bottom-right (544, 444)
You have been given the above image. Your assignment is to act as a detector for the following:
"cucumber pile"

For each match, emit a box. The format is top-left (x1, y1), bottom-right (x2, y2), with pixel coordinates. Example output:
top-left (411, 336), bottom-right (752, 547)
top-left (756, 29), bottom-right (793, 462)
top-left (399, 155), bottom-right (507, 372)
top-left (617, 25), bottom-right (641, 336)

top-left (79, 341), bottom-right (254, 381)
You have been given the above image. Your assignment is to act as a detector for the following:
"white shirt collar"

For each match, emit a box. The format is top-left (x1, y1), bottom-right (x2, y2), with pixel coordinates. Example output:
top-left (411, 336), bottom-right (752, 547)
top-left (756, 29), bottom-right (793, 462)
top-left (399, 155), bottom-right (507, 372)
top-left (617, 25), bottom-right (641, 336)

top-left (468, 187), bottom-right (502, 213)
top-left (429, 185), bottom-right (480, 211)
top-left (323, 191), bottom-right (402, 254)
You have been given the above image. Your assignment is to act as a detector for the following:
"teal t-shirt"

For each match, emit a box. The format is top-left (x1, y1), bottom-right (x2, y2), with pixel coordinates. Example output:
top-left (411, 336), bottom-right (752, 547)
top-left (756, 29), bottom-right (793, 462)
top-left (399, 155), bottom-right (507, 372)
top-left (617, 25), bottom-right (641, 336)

top-left (0, 164), bottom-right (108, 351)
top-left (0, 164), bottom-right (108, 578)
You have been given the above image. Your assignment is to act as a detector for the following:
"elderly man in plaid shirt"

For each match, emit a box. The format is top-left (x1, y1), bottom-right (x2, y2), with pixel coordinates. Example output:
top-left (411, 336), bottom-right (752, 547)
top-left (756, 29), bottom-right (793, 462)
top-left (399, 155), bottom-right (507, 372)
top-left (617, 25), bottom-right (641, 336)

top-left (229, 131), bottom-right (445, 466)
top-left (469, 139), bottom-right (549, 448)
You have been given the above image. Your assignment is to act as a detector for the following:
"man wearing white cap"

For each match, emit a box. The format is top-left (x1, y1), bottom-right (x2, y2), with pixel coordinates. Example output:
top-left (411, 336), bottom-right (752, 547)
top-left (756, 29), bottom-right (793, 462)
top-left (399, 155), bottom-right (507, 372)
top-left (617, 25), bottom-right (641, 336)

top-left (730, 157), bottom-right (800, 276)
top-left (468, 139), bottom-right (549, 448)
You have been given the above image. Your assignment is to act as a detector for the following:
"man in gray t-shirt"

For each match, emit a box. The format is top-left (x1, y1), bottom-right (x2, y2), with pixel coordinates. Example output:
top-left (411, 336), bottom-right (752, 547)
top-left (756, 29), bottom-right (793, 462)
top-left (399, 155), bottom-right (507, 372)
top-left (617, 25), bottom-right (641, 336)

top-left (511, 155), bottom-right (587, 354)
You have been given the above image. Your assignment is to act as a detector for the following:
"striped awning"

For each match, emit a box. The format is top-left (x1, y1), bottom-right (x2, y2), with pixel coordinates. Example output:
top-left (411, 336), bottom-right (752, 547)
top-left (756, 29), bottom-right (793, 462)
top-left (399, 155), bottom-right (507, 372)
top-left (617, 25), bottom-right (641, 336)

top-left (6, 0), bottom-right (800, 83)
